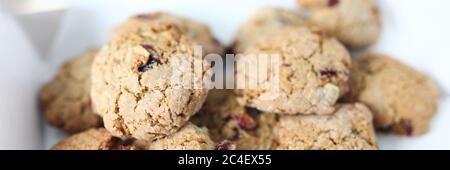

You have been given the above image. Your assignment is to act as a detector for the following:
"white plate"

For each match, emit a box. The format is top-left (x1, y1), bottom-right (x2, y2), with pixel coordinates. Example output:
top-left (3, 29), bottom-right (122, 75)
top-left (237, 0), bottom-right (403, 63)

top-left (1, 0), bottom-right (449, 149)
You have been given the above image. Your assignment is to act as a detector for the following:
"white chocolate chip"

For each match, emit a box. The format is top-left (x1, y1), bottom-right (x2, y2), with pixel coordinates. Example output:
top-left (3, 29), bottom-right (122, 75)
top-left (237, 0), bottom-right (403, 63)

top-left (323, 83), bottom-right (340, 104)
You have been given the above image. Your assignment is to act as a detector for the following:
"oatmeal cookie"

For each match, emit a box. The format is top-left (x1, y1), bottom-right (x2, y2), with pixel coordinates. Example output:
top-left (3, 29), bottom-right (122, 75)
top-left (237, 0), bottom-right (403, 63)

top-left (40, 49), bottom-right (102, 134)
top-left (344, 53), bottom-right (440, 136)
top-left (298, 0), bottom-right (381, 48)
top-left (91, 24), bottom-right (209, 140)
top-left (133, 123), bottom-right (215, 150)
top-left (192, 90), bottom-right (278, 150)
top-left (273, 103), bottom-right (378, 150)
top-left (235, 27), bottom-right (351, 115)
top-left (51, 128), bottom-right (136, 150)
top-left (194, 91), bottom-right (377, 150)
top-left (111, 12), bottom-right (223, 55)
top-left (232, 7), bottom-right (306, 53)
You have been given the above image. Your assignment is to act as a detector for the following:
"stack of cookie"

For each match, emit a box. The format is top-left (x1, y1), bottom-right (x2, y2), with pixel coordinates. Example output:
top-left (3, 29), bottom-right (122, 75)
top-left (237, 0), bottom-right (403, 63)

top-left (43, 13), bottom-right (222, 150)
top-left (41, 0), bottom-right (441, 150)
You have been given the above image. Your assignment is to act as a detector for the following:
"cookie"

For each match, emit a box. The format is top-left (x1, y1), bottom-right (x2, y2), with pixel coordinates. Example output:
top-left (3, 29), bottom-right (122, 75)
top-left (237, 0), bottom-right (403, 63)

top-left (194, 91), bottom-right (377, 150)
top-left (133, 123), bottom-right (215, 150)
top-left (298, 0), bottom-right (381, 48)
top-left (235, 26), bottom-right (351, 115)
top-left (232, 7), bottom-right (306, 53)
top-left (273, 103), bottom-right (378, 150)
top-left (111, 12), bottom-right (223, 55)
top-left (192, 90), bottom-right (278, 150)
top-left (91, 24), bottom-right (209, 140)
top-left (40, 49), bottom-right (102, 134)
top-left (344, 53), bottom-right (440, 136)
top-left (51, 128), bottom-right (136, 150)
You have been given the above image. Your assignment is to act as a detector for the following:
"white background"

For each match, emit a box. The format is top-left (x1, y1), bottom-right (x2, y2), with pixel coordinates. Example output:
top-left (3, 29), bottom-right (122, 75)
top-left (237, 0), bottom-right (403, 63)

top-left (0, 0), bottom-right (449, 149)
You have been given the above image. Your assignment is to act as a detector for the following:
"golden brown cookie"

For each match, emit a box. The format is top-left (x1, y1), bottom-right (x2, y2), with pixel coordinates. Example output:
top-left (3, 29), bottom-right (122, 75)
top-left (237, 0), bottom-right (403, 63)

top-left (235, 26), bottom-right (351, 115)
top-left (344, 53), bottom-right (440, 136)
top-left (133, 123), bottom-right (215, 150)
top-left (191, 90), bottom-right (278, 150)
top-left (51, 128), bottom-right (136, 150)
top-left (111, 12), bottom-right (223, 55)
top-left (91, 24), bottom-right (209, 141)
top-left (40, 49), bottom-right (102, 134)
top-left (273, 103), bottom-right (378, 150)
top-left (232, 7), bottom-right (306, 53)
top-left (298, 0), bottom-right (381, 48)
top-left (193, 91), bottom-right (377, 150)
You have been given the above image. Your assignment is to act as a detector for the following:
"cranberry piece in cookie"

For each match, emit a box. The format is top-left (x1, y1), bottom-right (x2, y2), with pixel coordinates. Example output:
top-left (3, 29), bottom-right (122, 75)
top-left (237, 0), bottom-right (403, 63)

top-left (216, 140), bottom-right (237, 150)
top-left (138, 44), bottom-right (161, 72)
top-left (320, 68), bottom-right (338, 79)
top-left (230, 127), bottom-right (240, 141)
top-left (402, 119), bottom-right (414, 136)
top-left (328, 0), bottom-right (339, 7)
top-left (225, 114), bottom-right (257, 131)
